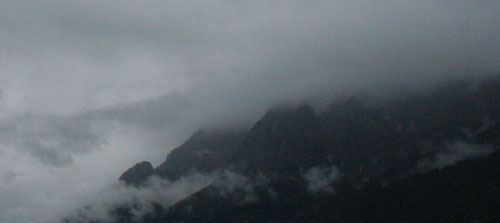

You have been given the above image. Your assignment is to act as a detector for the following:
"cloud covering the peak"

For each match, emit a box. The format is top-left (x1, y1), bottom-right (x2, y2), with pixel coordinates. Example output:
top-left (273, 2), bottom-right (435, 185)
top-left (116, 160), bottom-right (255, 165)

top-left (0, 0), bottom-right (498, 222)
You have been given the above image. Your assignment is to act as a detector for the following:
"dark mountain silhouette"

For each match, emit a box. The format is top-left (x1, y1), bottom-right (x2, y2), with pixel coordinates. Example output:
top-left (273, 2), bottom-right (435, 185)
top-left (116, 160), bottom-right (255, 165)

top-left (335, 149), bottom-right (500, 223)
top-left (154, 129), bottom-right (246, 181)
top-left (159, 149), bottom-right (500, 223)
top-left (119, 161), bottom-right (154, 186)
top-left (69, 76), bottom-right (500, 223)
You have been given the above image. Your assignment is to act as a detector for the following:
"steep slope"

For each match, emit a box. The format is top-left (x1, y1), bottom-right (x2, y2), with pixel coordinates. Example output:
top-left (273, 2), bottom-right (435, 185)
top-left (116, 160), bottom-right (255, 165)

top-left (231, 105), bottom-right (325, 175)
top-left (336, 150), bottom-right (500, 223)
top-left (162, 149), bottom-right (500, 223)
top-left (154, 129), bottom-right (246, 181)
top-left (320, 97), bottom-right (419, 185)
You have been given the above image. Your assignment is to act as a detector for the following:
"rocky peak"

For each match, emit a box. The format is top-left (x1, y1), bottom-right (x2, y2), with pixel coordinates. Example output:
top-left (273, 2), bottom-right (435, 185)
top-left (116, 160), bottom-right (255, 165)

top-left (119, 161), bottom-right (154, 186)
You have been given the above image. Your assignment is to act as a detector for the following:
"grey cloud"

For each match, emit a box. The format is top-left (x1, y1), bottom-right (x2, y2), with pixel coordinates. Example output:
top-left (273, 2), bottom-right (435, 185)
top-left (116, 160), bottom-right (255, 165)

top-left (66, 173), bottom-right (217, 223)
top-left (1, 0), bottom-right (498, 117)
top-left (0, 0), bottom-right (496, 182)
top-left (1, 170), bottom-right (22, 184)
top-left (66, 170), bottom-right (272, 222)
top-left (0, 94), bottom-right (195, 166)
top-left (213, 170), bottom-right (259, 204)
top-left (303, 166), bottom-right (341, 194)
top-left (0, 91), bottom-right (198, 168)
top-left (0, 0), bottom-right (498, 222)
top-left (213, 171), bottom-right (272, 204)
top-left (0, 96), bottom-right (190, 166)
top-left (0, 114), bottom-right (105, 166)
top-left (85, 94), bottom-right (194, 132)
top-left (418, 141), bottom-right (495, 171)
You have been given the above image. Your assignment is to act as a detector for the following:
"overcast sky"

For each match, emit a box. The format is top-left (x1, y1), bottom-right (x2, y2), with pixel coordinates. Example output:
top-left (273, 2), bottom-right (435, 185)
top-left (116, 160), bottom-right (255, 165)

top-left (0, 0), bottom-right (499, 222)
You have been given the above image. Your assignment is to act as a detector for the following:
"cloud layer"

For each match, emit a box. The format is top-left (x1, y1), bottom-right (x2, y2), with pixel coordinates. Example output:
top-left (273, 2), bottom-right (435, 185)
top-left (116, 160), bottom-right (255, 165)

top-left (303, 166), bottom-right (341, 194)
top-left (65, 174), bottom-right (216, 223)
top-left (418, 141), bottom-right (495, 171)
top-left (0, 0), bottom-right (498, 222)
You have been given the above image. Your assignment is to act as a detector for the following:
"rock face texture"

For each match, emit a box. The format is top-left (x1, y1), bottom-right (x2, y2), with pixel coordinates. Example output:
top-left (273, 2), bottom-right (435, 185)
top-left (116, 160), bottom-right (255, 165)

top-left (118, 161), bottom-right (154, 186)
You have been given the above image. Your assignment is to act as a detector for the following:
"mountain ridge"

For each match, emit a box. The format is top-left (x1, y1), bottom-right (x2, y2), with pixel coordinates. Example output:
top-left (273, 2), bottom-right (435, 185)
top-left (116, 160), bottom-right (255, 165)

top-left (95, 77), bottom-right (500, 223)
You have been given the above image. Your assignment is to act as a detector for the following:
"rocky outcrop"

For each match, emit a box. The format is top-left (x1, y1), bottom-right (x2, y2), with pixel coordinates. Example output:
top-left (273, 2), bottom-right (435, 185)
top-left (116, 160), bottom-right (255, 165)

top-left (119, 161), bottom-right (154, 186)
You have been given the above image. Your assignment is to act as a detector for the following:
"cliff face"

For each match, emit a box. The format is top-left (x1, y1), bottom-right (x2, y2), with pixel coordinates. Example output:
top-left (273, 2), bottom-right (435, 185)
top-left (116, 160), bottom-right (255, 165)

top-left (107, 77), bottom-right (500, 223)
